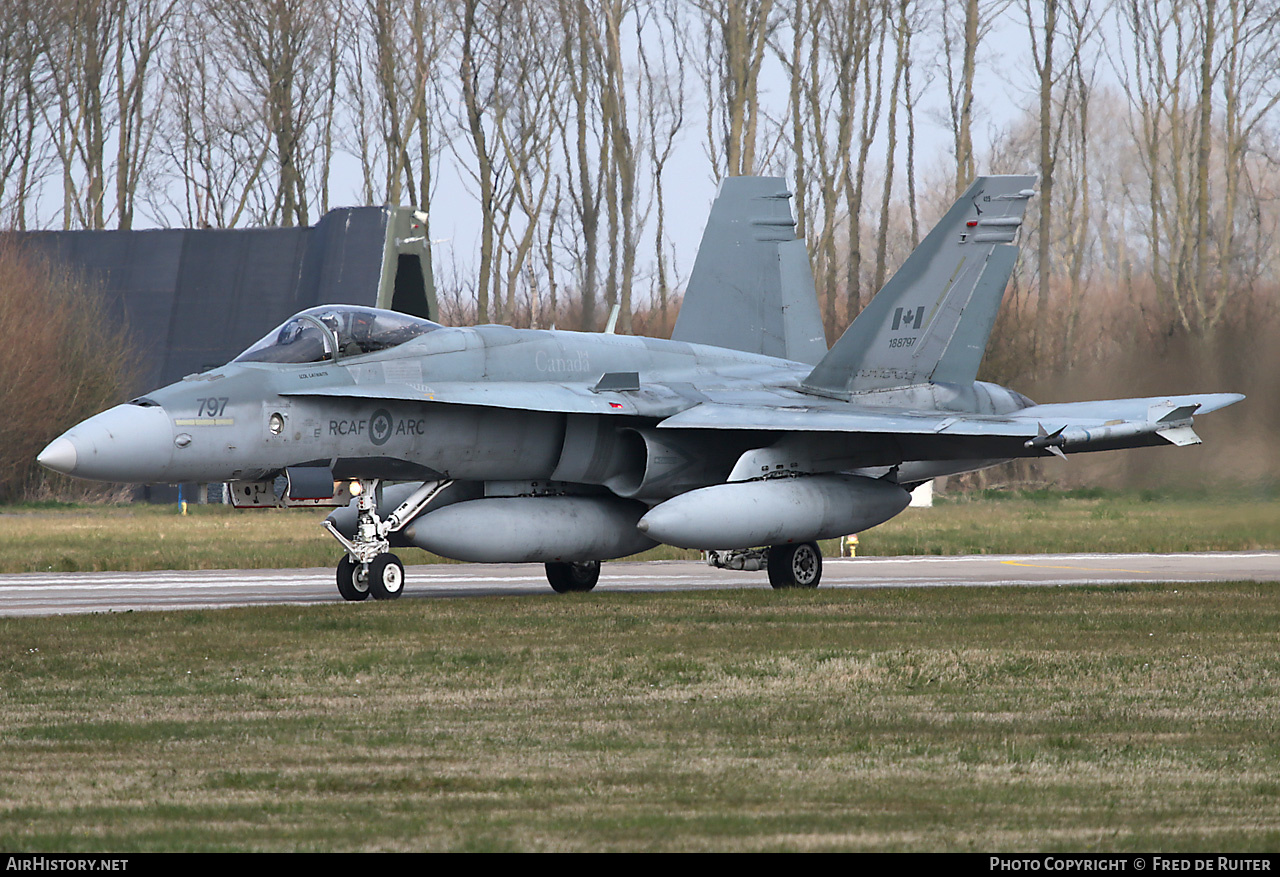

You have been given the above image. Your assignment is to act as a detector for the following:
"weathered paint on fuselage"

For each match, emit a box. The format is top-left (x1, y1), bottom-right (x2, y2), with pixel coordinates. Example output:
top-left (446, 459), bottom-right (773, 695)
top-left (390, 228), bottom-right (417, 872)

top-left (112, 325), bottom-right (808, 485)
top-left (52, 321), bottom-right (1034, 490)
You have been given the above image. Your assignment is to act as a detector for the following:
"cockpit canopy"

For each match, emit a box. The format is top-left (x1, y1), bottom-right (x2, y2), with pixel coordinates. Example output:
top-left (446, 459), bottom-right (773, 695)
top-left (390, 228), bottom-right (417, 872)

top-left (234, 306), bottom-right (442, 364)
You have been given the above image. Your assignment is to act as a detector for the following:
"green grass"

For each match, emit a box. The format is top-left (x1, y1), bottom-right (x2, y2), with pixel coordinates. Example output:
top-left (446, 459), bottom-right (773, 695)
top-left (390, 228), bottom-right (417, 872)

top-left (858, 488), bottom-right (1280, 556)
top-left (2, 488), bottom-right (1277, 573)
top-left (2, 583), bottom-right (1280, 851)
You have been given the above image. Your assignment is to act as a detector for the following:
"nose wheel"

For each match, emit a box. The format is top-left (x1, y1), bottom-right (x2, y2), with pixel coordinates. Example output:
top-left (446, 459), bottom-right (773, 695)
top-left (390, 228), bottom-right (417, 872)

top-left (336, 556), bottom-right (370, 601)
top-left (336, 552), bottom-right (404, 601)
top-left (367, 553), bottom-right (405, 600)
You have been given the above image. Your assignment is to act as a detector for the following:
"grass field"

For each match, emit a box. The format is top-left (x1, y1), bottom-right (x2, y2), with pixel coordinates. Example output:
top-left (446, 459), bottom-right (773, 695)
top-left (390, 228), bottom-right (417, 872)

top-left (3, 486), bottom-right (1278, 574)
top-left (2, 583), bottom-right (1279, 851)
top-left (3, 489), bottom-right (1277, 851)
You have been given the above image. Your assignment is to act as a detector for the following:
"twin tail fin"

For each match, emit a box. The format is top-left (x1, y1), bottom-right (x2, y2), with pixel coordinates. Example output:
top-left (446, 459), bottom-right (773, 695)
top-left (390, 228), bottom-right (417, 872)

top-left (802, 175), bottom-right (1036, 398)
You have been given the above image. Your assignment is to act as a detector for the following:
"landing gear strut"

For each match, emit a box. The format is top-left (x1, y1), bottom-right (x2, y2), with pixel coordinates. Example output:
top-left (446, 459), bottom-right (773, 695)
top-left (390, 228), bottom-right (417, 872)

top-left (545, 560), bottom-right (600, 593)
top-left (323, 479), bottom-right (452, 602)
top-left (766, 541), bottom-right (823, 589)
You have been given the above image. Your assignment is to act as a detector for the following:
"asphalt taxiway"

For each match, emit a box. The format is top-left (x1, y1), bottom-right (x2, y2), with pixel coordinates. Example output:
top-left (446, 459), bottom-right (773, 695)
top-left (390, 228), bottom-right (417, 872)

top-left (0, 552), bottom-right (1277, 617)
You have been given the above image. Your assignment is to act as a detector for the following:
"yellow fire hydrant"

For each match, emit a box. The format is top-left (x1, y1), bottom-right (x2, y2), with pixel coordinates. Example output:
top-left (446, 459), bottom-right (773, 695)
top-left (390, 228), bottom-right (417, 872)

top-left (842, 533), bottom-right (859, 557)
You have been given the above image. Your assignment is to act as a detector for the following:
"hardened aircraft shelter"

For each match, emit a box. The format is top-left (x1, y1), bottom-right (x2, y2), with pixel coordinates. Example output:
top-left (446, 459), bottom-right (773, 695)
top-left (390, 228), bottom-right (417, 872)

top-left (21, 206), bottom-right (436, 391)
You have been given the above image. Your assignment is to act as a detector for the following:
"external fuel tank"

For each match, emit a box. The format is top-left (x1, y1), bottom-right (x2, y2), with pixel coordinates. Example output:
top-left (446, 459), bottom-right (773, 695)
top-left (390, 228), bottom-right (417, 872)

top-left (637, 474), bottom-right (910, 549)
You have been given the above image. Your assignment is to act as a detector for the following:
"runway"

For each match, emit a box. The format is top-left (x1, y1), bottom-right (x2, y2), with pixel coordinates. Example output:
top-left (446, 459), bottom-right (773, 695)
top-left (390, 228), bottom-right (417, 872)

top-left (1, 551), bottom-right (1277, 617)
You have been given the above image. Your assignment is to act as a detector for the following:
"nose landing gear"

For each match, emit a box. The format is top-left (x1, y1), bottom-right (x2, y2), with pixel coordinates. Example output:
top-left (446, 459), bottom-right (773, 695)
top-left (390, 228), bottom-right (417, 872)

top-left (335, 551), bottom-right (406, 602)
top-left (323, 479), bottom-right (452, 602)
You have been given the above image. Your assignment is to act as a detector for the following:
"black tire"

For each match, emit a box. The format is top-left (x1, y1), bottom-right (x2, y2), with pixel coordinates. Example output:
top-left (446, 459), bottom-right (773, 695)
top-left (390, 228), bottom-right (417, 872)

top-left (767, 542), bottom-right (822, 589)
top-left (336, 556), bottom-right (370, 602)
top-left (368, 553), bottom-right (406, 600)
top-left (545, 560), bottom-right (600, 593)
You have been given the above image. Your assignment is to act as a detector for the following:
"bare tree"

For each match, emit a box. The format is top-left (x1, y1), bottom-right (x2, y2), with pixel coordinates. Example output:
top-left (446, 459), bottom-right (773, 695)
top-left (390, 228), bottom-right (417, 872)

top-left (1116, 0), bottom-right (1220, 335)
top-left (840, 0), bottom-right (889, 320)
top-left (639, 0), bottom-right (688, 334)
top-left (692, 0), bottom-right (780, 177)
top-left (872, 0), bottom-right (919, 294)
top-left (1191, 0), bottom-right (1219, 327)
top-left (347, 0), bottom-right (450, 292)
top-left (0, 2), bottom-right (52, 228)
top-left (34, 0), bottom-right (117, 229)
top-left (353, 0), bottom-right (449, 210)
top-left (453, 0), bottom-right (572, 326)
top-left (153, 1), bottom-right (271, 227)
top-left (27, 0), bottom-right (176, 230)
top-left (112, 0), bottom-right (178, 229)
top-left (554, 0), bottom-right (610, 330)
top-left (452, 0), bottom-right (509, 324)
top-left (207, 0), bottom-right (343, 227)
top-left (1213, 0), bottom-right (1280, 312)
top-left (777, 0), bottom-right (887, 334)
top-left (937, 0), bottom-right (1009, 196)
top-left (901, 0), bottom-right (934, 247)
top-left (1022, 0), bottom-right (1081, 369)
top-left (492, 3), bottom-right (563, 325)
top-left (1056, 0), bottom-right (1102, 369)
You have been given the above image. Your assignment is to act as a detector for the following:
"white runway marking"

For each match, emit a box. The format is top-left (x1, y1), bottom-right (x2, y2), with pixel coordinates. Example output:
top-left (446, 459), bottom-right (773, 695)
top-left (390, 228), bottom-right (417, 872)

top-left (0, 552), bottom-right (1276, 617)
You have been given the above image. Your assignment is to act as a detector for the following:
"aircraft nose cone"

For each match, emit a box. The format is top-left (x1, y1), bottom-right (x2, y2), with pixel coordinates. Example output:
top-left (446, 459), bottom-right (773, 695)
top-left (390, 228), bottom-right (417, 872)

top-left (39, 404), bottom-right (175, 482)
top-left (36, 437), bottom-right (78, 475)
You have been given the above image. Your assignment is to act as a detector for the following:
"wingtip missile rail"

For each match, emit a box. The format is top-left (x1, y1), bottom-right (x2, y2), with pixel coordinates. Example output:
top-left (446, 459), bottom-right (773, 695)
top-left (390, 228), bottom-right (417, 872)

top-left (1025, 404), bottom-right (1205, 456)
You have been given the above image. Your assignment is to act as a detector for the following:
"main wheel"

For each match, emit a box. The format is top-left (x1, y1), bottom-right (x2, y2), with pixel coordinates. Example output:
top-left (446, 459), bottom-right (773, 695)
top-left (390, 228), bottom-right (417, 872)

top-left (545, 560), bottom-right (601, 593)
top-left (336, 556), bottom-right (370, 602)
top-left (368, 553), bottom-right (406, 600)
top-left (767, 542), bottom-right (822, 589)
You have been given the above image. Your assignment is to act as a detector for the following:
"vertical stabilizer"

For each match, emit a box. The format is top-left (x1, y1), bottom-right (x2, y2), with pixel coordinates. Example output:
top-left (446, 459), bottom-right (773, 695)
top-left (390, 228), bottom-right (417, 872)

top-left (673, 177), bottom-right (827, 365)
top-left (802, 175), bottom-right (1036, 397)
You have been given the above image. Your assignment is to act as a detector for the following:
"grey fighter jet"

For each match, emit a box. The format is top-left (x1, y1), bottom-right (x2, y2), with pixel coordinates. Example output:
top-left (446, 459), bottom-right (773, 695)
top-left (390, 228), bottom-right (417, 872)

top-left (38, 176), bottom-right (1243, 598)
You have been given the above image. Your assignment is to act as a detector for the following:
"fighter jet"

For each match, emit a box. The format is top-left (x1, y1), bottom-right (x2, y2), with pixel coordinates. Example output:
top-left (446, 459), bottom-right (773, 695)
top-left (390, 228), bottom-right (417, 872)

top-left (38, 175), bottom-right (1243, 599)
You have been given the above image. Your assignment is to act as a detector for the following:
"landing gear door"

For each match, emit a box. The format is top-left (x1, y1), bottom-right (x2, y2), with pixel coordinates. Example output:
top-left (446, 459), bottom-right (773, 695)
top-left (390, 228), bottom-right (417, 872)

top-left (228, 471), bottom-right (355, 508)
top-left (284, 466), bottom-right (355, 507)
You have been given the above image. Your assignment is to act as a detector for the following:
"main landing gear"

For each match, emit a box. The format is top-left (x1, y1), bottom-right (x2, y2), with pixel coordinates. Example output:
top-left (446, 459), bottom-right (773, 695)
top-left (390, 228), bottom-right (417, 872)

top-left (323, 478), bottom-right (452, 602)
top-left (704, 541), bottom-right (824, 588)
top-left (767, 541), bottom-right (823, 589)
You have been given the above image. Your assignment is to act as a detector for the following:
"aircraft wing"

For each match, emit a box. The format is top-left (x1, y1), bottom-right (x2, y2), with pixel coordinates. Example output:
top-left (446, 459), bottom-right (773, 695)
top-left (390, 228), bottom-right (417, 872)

top-left (658, 392), bottom-right (1245, 450)
top-left (280, 380), bottom-right (695, 418)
